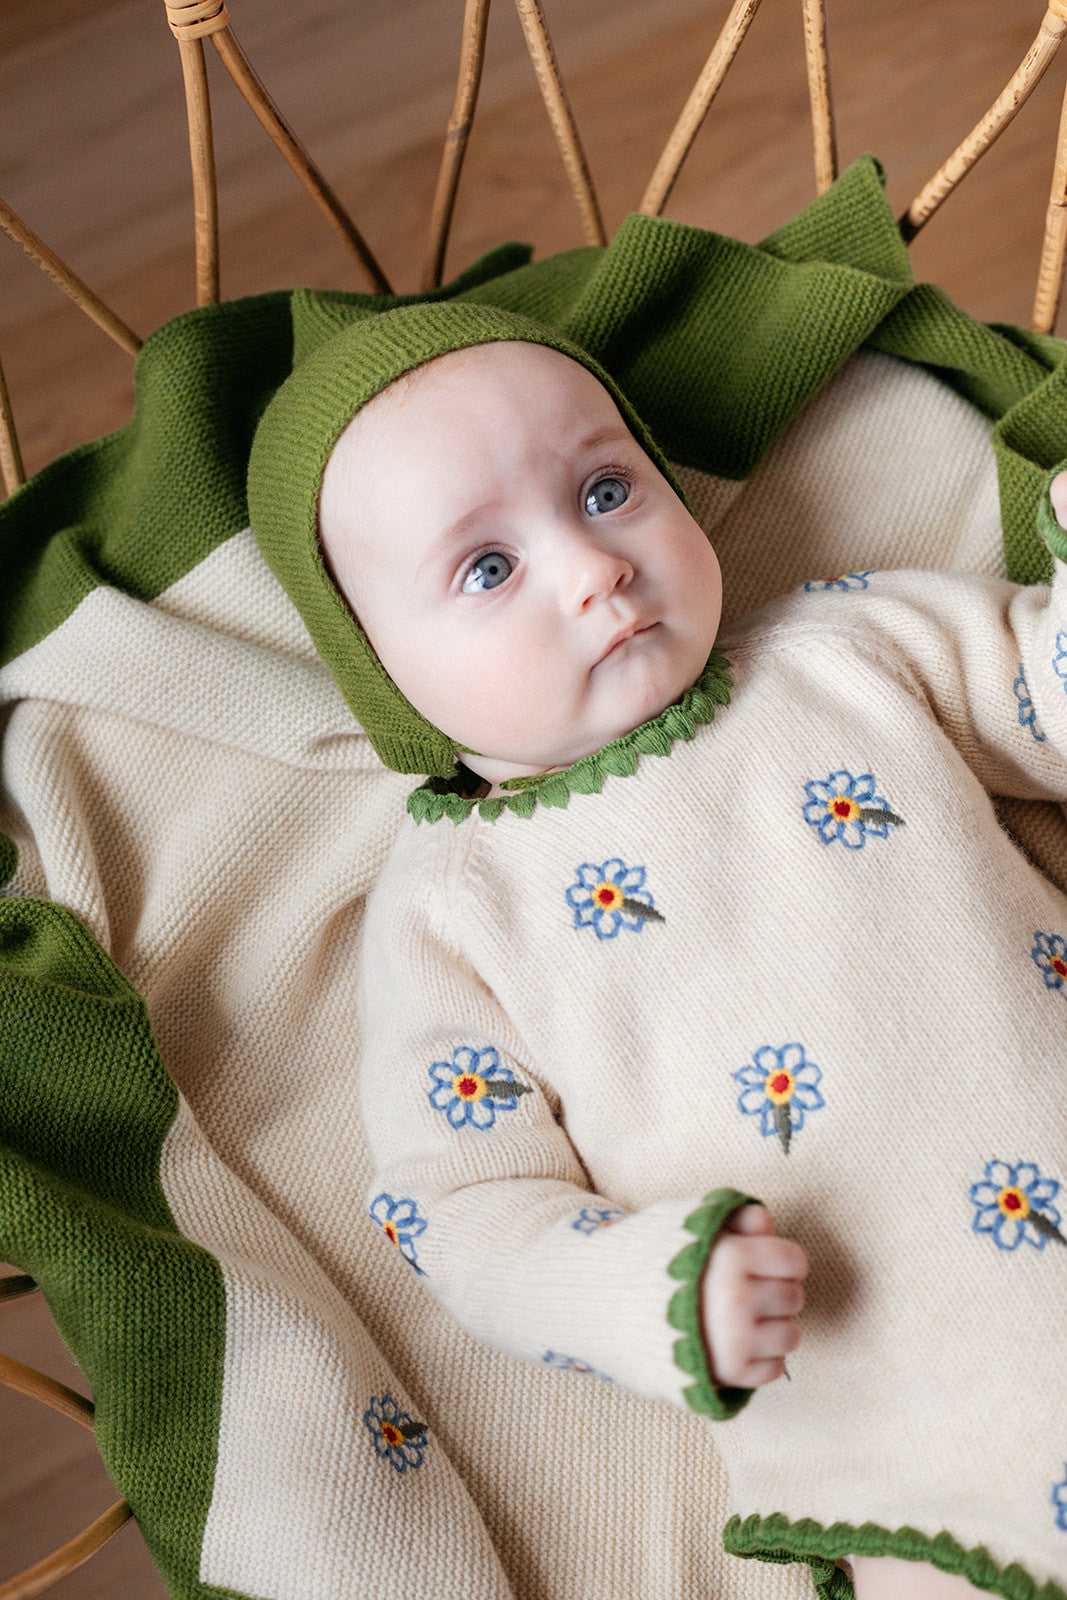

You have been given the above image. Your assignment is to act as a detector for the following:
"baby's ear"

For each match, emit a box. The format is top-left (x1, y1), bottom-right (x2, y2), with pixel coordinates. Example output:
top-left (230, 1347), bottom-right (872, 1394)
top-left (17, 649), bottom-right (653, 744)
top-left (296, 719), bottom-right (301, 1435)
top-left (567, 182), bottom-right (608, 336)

top-left (1050, 469), bottom-right (1067, 531)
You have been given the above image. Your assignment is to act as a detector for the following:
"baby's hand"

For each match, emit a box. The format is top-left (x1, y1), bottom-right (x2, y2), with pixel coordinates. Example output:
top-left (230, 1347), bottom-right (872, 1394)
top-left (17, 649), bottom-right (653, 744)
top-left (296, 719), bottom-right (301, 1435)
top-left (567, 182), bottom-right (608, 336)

top-left (1050, 469), bottom-right (1067, 531)
top-left (701, 1204), bottom-right (808, 1389)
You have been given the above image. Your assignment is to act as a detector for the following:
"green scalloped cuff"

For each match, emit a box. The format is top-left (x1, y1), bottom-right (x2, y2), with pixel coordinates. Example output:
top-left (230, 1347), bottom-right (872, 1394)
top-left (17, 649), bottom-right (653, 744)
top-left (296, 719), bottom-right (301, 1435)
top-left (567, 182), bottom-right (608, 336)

top-left (666, 1185), bottom-right (759, 1420)
top-left (406, 647), bottom-right (732, 824)
top-left (1036, 461), bottom-right (1067, 567)
top-left (724, 1511), bottom-right (1067, 1600)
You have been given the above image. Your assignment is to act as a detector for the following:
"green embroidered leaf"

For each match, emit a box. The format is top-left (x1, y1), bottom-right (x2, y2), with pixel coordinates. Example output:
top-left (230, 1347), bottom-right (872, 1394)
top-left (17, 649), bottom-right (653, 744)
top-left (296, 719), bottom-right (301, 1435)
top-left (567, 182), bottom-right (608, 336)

top-left (399, 1421), bottom-right (427, 1440)
top-left (482, 1078), bottom-right (532, 1099)
top-left (537, 774), bottom-right (572, 808)
top-left (860, 807), bottom-right (904, 828)
top-left (601, 745), bottom-right (640, 778)
top-left (566, 762), bottom-right (606, 795)
top-left (1029, 1209), bottom-right (1067, 1246)
top-left (621, 898), bottom-right (664, 923)
top-left (633, 723), bottom-right (673, 757)
top-left (774, 1102), bottom-right (792, 1155)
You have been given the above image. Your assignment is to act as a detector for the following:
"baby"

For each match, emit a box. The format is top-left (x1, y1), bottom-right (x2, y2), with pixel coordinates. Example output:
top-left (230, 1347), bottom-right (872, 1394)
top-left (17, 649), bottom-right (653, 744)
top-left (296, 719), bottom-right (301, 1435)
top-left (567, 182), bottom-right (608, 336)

top-left (248, 301), bottom-right (1067, 1600)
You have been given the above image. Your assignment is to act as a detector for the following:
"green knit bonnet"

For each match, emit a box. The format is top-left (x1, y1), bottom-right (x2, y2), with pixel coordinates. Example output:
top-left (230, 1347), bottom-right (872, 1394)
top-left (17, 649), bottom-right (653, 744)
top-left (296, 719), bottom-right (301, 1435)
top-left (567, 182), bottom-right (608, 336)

top-left (247, 300), bottom-right (690, 777)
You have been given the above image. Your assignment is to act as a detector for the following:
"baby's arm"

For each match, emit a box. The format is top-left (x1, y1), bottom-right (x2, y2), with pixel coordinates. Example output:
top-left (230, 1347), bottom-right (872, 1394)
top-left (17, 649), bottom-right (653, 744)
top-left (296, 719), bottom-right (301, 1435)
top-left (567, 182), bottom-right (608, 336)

top-left (359, 848), bottom-right (798, 1419)
top-left (701, 1204), bottom-right (808, 1388)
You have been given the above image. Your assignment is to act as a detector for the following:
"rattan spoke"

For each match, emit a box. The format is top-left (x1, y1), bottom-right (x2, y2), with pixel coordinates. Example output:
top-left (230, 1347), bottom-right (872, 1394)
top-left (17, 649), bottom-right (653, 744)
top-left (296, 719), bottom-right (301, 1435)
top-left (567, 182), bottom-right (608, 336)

top-left (177, 34), bottom-right (221, 305)
top-left (423, 0), bottom-right (493, 290)
top-left (0, 1353), bottom-right (94, 1429)
top-left (1034, 67), bottom-right (1067, 332)
top-left (0, 354), bottom-right (25, 498)
top-left (638, 0), bottom-right (765, 217)
top-left (0, 199), bottom-right (141, 355)
top-left (900, 4), bottom-right (1067, 242)
top-left (802, 0), bottom-right (836, 194)
top-left (0, 1500), bottom-right (133, 1600)
top-left (0, 1274), bottom-right (36, 1300)
top-left (211, 26), bottom-right (391, 294)
top-left (514, 0), bottom-right (605, 247)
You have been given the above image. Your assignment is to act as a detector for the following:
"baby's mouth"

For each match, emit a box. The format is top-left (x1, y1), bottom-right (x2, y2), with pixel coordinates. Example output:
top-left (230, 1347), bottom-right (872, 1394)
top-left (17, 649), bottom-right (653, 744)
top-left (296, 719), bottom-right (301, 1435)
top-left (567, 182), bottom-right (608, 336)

top-left (597, 621), bottom-right (656, 664)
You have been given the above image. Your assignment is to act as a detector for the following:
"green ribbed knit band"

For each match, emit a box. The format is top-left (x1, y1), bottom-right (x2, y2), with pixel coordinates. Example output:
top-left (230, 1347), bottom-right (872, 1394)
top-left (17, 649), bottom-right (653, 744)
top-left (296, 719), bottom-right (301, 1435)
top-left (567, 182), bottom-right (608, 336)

top-left (247, 300), bottom-right (690, 777)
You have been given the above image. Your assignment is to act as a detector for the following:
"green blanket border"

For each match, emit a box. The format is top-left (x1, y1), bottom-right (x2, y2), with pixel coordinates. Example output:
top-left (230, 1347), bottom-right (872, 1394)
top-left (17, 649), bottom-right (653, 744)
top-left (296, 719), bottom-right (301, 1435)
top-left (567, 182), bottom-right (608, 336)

top-left (0, 887), bottom-right (245, 1598)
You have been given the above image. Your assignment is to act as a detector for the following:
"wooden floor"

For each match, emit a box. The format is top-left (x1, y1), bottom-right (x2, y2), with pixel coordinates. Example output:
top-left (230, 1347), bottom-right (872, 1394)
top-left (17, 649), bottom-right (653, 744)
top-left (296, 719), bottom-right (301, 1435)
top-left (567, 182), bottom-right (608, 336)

top-left (0, 0), bottom-right (1063, 1592)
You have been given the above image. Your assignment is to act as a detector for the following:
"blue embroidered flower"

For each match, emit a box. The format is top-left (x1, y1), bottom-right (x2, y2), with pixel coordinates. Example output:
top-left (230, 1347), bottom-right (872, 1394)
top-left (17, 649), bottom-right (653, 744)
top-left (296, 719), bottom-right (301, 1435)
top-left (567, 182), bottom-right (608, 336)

top-left (802, 771), bottom-right (903, 848)
top-left (969, 1159), bottom-right (1065, 1251)
top-left (363, 1395), bottom-right (428, 1473)
top-left (566, 859), bottom-right (664, 937)
top-left (542, 1351), bottom-right (612, 1382)
top-left (370, 1193), bottom-right (427, 1271)
top-left (572, 1206), bottom-right (625, 1233)
top-left (1054, 631), bottom-right (1067, 690)
top-left (1053, 1466), bottom-right (1067, 1531)
top-left (1033, 931), bottom-right (1067, 994)
top-left (1014, 665), bottom-right (1047, 742)
top-left (803, 570), bottom-right (876, 592)
top-left (428, 1045), bottom-right (530, 1129)
top-left (734, 1043), bottom-right (824, 1154)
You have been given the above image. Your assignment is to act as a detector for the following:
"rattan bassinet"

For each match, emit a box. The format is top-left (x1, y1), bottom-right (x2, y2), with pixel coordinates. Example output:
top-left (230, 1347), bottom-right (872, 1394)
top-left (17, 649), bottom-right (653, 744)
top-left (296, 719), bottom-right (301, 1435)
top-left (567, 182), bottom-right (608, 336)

top-left (2, 3), bottom-right (1067, 1597)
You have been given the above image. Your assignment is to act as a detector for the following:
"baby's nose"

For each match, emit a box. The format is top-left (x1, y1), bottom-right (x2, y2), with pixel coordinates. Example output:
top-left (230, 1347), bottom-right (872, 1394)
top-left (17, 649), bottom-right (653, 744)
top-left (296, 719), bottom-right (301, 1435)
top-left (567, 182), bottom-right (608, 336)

top-left (569, 540), bottom-right (634, 610)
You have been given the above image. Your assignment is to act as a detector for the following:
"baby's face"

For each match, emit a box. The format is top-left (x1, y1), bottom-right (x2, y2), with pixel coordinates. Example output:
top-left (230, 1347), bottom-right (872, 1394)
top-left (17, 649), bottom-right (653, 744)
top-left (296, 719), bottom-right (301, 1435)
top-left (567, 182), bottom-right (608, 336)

top-left (319, 341), bottom-right (722, 789)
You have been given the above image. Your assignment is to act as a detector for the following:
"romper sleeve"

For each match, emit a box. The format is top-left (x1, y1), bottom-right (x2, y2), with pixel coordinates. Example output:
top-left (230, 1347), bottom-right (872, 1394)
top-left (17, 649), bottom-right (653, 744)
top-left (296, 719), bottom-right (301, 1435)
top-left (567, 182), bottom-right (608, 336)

top-left (358, 842), bottom-right (755, 1420)
top-left (831, 469), bottom-right (1067, 797)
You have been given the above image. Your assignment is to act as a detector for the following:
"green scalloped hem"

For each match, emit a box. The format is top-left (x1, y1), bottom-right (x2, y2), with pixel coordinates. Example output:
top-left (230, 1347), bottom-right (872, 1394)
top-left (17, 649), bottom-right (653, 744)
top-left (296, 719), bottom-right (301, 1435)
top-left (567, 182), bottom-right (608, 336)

top-left (724, 1511), bottom-right (1067, 1600)
top-left (665, 1185), bottom-right (758, 1420)
top-left (406, 647), bottom-right (732, 824)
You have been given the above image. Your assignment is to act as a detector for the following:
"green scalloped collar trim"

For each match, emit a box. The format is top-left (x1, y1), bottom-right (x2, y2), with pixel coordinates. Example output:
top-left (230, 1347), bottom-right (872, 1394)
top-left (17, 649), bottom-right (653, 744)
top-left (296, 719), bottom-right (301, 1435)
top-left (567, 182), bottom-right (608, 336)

top-left (666, 1185), bottom-right (757, 1421)
top-left (407, 647), bottom-right (732, 824)
top-left (724, 1511), bottom-right (1066, 1600)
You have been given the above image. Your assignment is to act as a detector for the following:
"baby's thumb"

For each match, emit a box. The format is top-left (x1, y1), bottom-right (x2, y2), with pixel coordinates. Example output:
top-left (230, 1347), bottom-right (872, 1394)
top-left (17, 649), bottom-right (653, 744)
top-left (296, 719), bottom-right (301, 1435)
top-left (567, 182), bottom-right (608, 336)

top-left (724, 1203), bottom-right (774, 1236)
top-left (1050, 469), bottom-right (1067, 531)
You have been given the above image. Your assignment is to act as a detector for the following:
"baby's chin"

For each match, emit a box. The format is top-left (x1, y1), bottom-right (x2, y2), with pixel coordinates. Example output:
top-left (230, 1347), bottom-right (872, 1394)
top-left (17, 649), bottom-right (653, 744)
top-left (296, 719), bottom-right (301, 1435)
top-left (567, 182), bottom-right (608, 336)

top-left (463, 689), bottom-right (696, 792)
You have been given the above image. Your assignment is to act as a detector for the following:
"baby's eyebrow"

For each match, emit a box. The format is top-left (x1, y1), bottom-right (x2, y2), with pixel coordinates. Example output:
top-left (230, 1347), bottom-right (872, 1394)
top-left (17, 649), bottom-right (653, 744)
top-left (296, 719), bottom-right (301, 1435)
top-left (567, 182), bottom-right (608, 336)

top-left (573, 422), bottom-right (635, 457)
top-left (417, 506), bottom-right (498, 578)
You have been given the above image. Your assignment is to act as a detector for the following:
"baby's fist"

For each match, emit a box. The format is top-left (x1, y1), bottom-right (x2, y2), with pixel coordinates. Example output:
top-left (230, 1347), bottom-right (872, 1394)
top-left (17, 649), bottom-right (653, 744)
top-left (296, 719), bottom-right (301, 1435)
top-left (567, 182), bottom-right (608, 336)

top-left (1050, 469), bottom-right (1067, 531)
top-left (701, 1205), bottom-right (808, 1389)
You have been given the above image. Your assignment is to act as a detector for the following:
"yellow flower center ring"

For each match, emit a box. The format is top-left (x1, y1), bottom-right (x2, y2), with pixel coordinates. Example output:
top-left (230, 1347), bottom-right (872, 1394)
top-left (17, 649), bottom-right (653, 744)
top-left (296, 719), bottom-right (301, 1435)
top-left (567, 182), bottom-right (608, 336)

top-left (594, 882), bottom-right (624, 911)
top-left (828, 796), bottom-right (859, 823)
top-left (383, 1222), bottom-right (400, 1248)
top-left (380, 1422), bottom-right (404, 1448)
top-left (766, 1069), bottom-right (795, 1104)
top-left (997, 1186), bottom-right (1031, 1220)
top-left (1053, 956), bottom-right (1067, 979)
top-left (454, 1073), bottom-right (486, 1102)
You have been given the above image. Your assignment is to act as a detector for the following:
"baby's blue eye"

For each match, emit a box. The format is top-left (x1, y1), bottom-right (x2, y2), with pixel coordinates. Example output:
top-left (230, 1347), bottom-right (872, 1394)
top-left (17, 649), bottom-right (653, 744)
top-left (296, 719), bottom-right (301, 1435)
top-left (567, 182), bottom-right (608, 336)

top-left (585, 476), bottom-right (629, 515)
top-left (462, 552), bottom-right (513, 593)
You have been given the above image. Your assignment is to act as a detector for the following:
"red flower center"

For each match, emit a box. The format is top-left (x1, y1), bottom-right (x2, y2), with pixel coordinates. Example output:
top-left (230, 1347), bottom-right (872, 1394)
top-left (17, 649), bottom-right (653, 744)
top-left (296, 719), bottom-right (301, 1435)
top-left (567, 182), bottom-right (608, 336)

top-left (832, 798), bottom-right (853, 818)
top-left (384, 1223), bottom-right (399, 1247)
top-left (597, 887), bottom-right (617, 906)
top-left (770, 1072), bottom-right (790, 1095)
top-left (1053, 957), bottom-right (1067, 979)
top-left (1003, 1192), bottom-right (1022, 1212)
top-left (457, 1076), bottom-right (479, 1099)
top-left (381, 1422), bottom-right (403, 1448)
